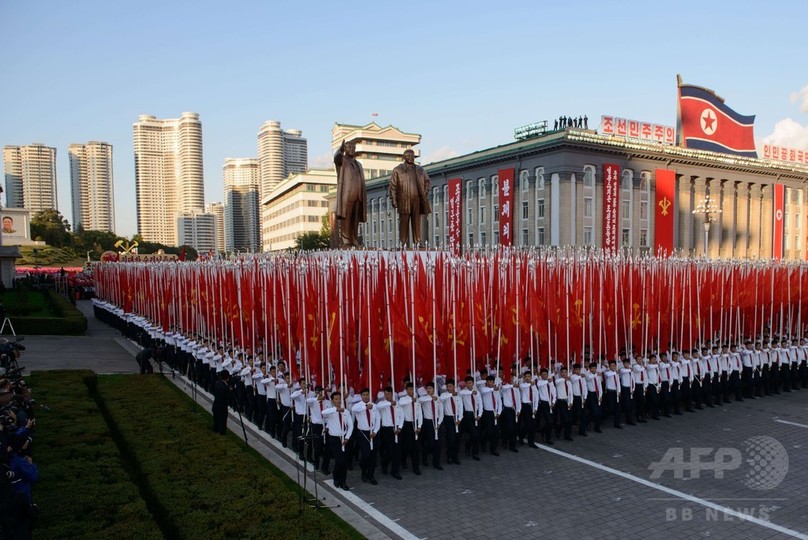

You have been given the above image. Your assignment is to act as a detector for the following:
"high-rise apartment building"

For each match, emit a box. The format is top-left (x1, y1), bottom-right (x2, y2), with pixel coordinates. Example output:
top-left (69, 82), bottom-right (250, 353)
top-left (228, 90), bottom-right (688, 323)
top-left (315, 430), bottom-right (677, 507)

top-left (205, 202), bottom-right (225, 252)
top-left (257, 120), bottom-right (308, 196)
top-left (177, 210), bottom-right (216, 253)
top-left (223, 158), bottom-right (260, 252)
top-left (331, 122), bottom-right (421, 179)
top-left (3, 144), bottom-right (58, 212)
top-left (69, 141), bottom-right (115, 232)
top-left (133, 112), bottom-right (204, 246)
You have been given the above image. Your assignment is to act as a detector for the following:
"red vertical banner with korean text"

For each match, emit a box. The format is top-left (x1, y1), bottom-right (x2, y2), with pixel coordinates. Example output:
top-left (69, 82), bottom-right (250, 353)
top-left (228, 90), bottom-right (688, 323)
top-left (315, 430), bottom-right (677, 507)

top-left (447, 177), bottom-right (463, 254)
top-left (654, 169), bottom-right (676, 255)
top-left (602, 163), bottom-right (620, 251)
top-left (773, 183), bottom-right (785, 260)
top-left (498, 168), bottom-right (515, 246)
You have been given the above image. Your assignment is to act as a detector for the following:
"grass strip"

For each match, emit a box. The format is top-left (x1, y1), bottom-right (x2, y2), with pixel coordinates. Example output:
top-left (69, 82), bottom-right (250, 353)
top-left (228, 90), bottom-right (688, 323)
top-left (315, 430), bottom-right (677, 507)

top-left (28, 370), bottom-right (162, 539)
top-left (95, 374), bottom-right (363, 539)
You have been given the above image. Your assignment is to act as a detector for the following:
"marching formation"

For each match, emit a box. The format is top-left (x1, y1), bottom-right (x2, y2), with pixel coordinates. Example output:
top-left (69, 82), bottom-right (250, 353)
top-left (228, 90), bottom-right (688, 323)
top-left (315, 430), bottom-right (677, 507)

top-left (93, 252), bottom-right (808, 490)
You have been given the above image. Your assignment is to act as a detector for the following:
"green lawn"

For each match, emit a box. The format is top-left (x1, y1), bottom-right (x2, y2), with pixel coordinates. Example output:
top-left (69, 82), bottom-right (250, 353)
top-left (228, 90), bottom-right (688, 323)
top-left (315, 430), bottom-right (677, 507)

top-left (1, 288), bottom-right (52, 317)
top-left (30, 370), bottom-right (161, 539)
top-left (28, 370), bottom-right (360, 539)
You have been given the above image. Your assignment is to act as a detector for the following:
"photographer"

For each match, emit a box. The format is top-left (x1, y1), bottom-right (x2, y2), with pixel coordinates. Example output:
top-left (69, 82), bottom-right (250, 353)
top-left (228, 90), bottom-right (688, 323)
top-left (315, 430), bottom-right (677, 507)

top-left (212, 371), bottom-right (230, 435)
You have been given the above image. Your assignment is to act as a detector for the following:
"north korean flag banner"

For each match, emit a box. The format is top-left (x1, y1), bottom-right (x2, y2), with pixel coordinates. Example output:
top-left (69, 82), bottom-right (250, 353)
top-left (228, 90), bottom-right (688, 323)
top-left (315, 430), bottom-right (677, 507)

top-left (498, 168), bottom-right (515, 246)
top-left (677, 83), bottom-right (757, 158)
top-left (654, 169), bottom-right (676, 255)
top-left (447, 177), bottom-right (463, 254)
top-left (602, 164), bottom-right (620, 251)
top-left (773, 183), bottom-right (784, 260)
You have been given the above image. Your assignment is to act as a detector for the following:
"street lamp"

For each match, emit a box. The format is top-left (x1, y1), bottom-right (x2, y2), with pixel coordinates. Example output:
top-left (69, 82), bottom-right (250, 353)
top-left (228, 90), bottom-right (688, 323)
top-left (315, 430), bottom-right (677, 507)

top-left (692, 195), bottom-right (722, 257)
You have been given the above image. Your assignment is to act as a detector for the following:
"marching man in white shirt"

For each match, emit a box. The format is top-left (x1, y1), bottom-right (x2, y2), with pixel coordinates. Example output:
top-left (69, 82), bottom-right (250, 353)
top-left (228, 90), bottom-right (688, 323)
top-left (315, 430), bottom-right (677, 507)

top-left (399, 382), bottom-right (423, 476)
top-left (306, 385), bottom-right (330, 473)
top-left (584, 362), bottom-right (602, 433)
top-left (536, 368), bottom-right (555, 444)
top-left (459, 376), bottom-right (483, 460)
top-left (480, 375), bottom-right (502, 456)
top-left (352, 387), bottom-right (381, 485)
top-left (554, 366), bottom-right (574, 441)
top-left (377, 386), bottom-right (404, 479)
top-left (500, 374), bottom-right (521, 452)
top-left (419, 381), bottom-right (444, 470)
top-left (322, 391), bottom-right (354, 491)
top-left (440, 378), bottom-right (463, 465)
top-left (519, 370), bottom-right (539, 447)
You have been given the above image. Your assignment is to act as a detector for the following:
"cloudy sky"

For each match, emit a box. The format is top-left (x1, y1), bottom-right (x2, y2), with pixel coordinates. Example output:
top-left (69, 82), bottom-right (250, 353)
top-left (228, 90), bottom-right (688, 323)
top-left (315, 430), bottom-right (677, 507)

top-left (1, 0), bottom-right (806, 236)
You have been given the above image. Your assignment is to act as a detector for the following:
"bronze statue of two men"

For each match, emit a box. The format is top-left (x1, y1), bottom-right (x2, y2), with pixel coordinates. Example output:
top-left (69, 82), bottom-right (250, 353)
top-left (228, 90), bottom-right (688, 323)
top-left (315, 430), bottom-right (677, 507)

top-left (335, 143), bottom-right (431, 249)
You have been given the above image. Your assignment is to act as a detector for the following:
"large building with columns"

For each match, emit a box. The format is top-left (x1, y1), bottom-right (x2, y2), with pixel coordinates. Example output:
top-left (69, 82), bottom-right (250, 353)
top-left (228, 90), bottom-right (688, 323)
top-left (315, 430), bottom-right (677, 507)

top-left (361, 127), bottom-right (808, 259)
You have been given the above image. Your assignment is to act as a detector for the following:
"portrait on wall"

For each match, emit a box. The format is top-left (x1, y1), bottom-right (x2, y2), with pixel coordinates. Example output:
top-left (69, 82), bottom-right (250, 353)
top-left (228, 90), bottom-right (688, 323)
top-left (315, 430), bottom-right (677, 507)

top-left (0, 208), bottom-right (32, 242)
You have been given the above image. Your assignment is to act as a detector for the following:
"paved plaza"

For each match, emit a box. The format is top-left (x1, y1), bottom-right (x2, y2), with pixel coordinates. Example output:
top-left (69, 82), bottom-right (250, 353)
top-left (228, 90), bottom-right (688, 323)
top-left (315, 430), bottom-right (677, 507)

top-left (16, 303), bottom-right (808, 539)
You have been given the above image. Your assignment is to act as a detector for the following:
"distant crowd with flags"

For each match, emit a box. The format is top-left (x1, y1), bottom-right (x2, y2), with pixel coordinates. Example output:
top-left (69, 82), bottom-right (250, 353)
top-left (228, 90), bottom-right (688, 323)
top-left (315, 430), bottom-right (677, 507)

top-left (91, 248), bottom-right (808, 489)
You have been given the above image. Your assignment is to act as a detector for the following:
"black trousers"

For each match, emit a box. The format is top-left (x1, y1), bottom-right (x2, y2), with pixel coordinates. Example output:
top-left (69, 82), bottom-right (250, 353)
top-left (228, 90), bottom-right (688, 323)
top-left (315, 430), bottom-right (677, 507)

top-left (480, 411), bottom-right (499, 453)
top-left (681, 377), bottom-right (692, 411)
top-left (461, 411), bottom-right (480, 457)
top-left (702, 375), bottom-right (713, 406)
top-left (292, 412), bottom-right (305, 455)
top-left (645, 385), bottom-right (659, 419)
top-left (731, 370), bottom-right (742, 400)
top-left (401, 421), bottom-right (420, 472)
top-left (761, 365), bottom-right (771, 395)
top-left (572, 396), bottom-right (585, 434)
top-left (720, 372), bottom-right (730, 401)
top-left (519, 405), bottom-right (536, 445)
top-left (585, 393), bottom-right (601, 430)
top-left (671, 381), bottom-right (681, 414)
top-left (327, 435), bottom-right (348, 486)
top-left (265, 398), bottom-right (278, 434)
top-left (420, 419), bottom-right (441, 466)
top-left (554, 400), bottom-right (571, 439)
top-left (253, 394), bottom-right (266, 429)
top-left (279, 405), bottom-right (292, 447)
top-left (310, 423), bottom-right (324, 468)
top-left (538, 401), bottom-right (553, 441)
top-left (442, 416), bottom-right (459, 463)
top-left (632, 386), bottom-right (646, 420)
top-left (605, 389), bottom-right (620, 427)
top-left (800, 360), bottom-right (808, 388)
top-left (379, 425), bottom-right (401, 474)
top-left (742, 366), bottom-right (754, 397)
top-left (500, 407), bottom-right (517, 450)
top-left (659, 381), bottom-right (671, 416)
top-left (213, 404), bottom-right (228, 434)
top-left (769, 364), bottom-right (780, 394)
top-left (620, 387), bottom-right (633, 423)
top-left (357, 430), bottom-right (378, 479)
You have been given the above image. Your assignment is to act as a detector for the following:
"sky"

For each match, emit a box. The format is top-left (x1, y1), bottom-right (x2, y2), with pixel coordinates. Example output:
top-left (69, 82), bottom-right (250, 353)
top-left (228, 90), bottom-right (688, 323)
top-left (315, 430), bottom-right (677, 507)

top-left (1, 0), bottom-right (807, 237)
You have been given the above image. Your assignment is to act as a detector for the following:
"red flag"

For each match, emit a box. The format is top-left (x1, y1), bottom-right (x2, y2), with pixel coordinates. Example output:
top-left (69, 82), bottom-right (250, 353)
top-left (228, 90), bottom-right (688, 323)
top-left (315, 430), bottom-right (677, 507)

top-left (654, 169), bottom-right (676, 255)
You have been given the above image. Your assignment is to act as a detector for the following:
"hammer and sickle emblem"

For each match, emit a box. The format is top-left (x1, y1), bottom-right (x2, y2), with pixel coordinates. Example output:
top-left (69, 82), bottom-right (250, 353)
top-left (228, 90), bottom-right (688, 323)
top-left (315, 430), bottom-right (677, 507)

top-left (658, 197), bottom-right (671, 216)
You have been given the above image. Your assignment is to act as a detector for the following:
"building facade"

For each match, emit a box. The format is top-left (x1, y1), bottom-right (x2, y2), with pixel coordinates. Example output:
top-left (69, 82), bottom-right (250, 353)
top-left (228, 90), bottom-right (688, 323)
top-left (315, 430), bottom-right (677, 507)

top-left (261, 169), bottom-right (336, 251)
top-left (69, 141), bottom-right (115, 232)
top-left (133, 112), bottom-right (204, 246)
top-left (331, 122), bottom-right (421, 180)
top-left (177, 210), bottom-right (216, 253)
top-left (3, 143), bottom-right (58, 213)
top-left (223, 158), bottom-right (260, 252)
top-left (205, 202), bottom-right (225, 252)
top-left (257, 120), bottom-right (308, 196)
top-left (363, 128), bottom-right (808, 259)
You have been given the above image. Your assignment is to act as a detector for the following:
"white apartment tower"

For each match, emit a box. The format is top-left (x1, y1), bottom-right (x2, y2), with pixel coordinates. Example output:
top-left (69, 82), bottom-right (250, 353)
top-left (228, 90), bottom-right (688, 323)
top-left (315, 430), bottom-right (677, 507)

top-left (69, 141), bottom-right (115, 232)
top-left (133, 112), bottom-right (204, 246)
top-left (223, 158), bottom-right (260, 252)
top-left (257, 120), bottom-right (308, 196)
top-left (3, 144), bottom-right (58, 212)
top-left (205, 202), bottom-right (225, 253)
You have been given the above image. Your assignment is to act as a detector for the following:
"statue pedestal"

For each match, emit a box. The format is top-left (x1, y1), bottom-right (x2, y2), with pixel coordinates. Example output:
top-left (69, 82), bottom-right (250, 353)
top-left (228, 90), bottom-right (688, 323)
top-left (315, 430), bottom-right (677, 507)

top-left (0, 246), bottom-right (21, 288)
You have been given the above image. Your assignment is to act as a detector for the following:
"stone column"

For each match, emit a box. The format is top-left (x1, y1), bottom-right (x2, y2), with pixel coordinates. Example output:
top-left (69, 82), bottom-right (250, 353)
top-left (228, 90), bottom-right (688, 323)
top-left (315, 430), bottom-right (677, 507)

top-left (677, 174), bottom-right (694, 254)
top-left (718, 179), bottom-right (734, 258)
top-left (693, 177), bottom-right (708, 256)
top-left (734, 182), bottom-right (750, 259)
top-left (760, 184), bottom-right (773, 258)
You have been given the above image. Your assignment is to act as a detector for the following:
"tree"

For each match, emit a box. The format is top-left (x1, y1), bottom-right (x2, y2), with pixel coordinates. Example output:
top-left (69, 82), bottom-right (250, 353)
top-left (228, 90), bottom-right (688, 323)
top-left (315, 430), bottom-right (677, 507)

top-left (31, 209), bottom-right (72, 247)
top-left (73, 229), bottom-right (126, 259)
top-left (294, 214), bottom-right (331, 251)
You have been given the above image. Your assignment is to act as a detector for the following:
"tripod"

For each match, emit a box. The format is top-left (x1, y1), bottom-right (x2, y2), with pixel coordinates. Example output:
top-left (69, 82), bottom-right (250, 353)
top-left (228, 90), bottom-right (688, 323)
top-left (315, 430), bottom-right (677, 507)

top-left (295, 430), bottom-right (338, 514)
top-left (0, 318), bottom-right (16, 337)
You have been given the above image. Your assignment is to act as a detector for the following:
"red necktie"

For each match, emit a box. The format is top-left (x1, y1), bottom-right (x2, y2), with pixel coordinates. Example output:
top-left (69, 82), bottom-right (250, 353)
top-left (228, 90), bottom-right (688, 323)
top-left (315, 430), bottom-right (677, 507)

top-left (451, 397), bottom-right (456, 416)
top-left (391, 404), bottom-right (396, 426)
top-left (596, 378), bottom-right (600, 398)
top-left (492, 392), bottom-right (497, 411)
top-left (640, 371), bottom-right (645, 383)
top-left (578, 379), bottom-right (583, 395)
top-left (510, 388), bottom-right (516, 408)
top-left (529, 385), bottom-right (533, 402)
top-left (339, 412), bottom-right (344, 433)
top-left (366, 407), bottom-right (371, 429)
top-left (471, 394), bottom-right (476, 414)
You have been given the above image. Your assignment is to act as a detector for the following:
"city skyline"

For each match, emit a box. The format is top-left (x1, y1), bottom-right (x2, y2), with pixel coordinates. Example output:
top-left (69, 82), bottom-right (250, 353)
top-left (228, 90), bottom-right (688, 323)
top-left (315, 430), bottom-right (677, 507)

top-left (1, 1), bottom-right (807, 237)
